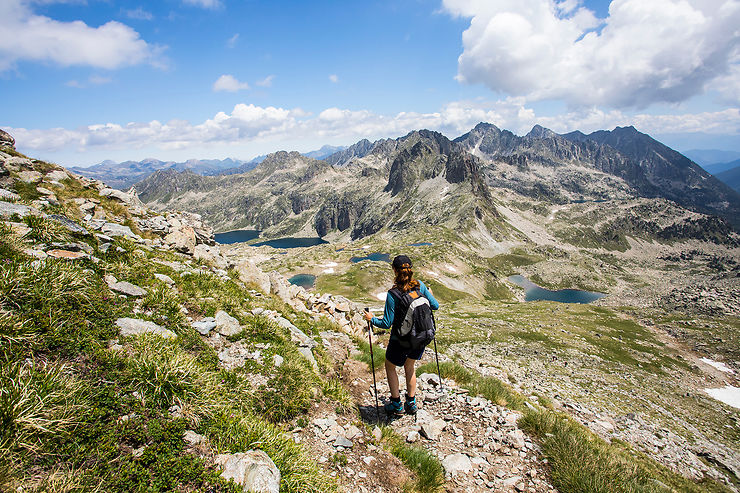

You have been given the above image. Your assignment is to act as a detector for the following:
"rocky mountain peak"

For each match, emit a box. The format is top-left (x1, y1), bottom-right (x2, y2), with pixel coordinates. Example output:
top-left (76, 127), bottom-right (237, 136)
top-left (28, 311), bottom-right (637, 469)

top-left (526, 124), bottom-right (558, 140)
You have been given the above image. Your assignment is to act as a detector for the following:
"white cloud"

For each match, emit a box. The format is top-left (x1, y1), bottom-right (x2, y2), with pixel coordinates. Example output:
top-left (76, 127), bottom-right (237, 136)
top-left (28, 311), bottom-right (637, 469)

top-left (213, 75), bottom-right (250, 92)
top-left (255, 75), bottom-right (275, 87)
top-left (226, 33), bottom-right (239, 48)
top-left (182, 0), bottom-right (221, 9)
top-left (65, 74), bottom-right (113, 88)
top-left (0, 0), bottom-right (164, 71)
top-left (443, 0), bottom-right (740, 108)
top-left (8, 100), bottom-right (740, 157)
top-left (123, 7), bottom-right (153, 21)
top-left (329, 74), bottom-right (339, 83)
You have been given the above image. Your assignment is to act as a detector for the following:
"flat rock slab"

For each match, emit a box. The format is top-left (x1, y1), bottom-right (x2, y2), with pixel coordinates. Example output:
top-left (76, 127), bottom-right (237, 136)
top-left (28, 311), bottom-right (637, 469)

top-left (108, 281), bottom-right (148, 297)
top-left (48, 214), bottom-right (89, 235)
top-left (101, 222), bottom-right (139, 240)
top-left (0, 189), bottom-right (21, 201)
top-left (0, 201), bottom-right (34, 218)
top-left (47, 249), bottom-right (87, 260)
top-left (45, 170), bottom-right (69, 182)
top-left (18, 171), bottom-right (42, 183)
top-left (215, 450), bottom-right (280, 493)
top-left (116, 318), bottom-right (176, 339)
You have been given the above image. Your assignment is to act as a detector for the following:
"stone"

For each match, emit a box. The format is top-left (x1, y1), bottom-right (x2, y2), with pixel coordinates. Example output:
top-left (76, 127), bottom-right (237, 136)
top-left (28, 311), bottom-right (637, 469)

top-left (45, 170), bottom-right (69, 182)
top-left (420, 419), bottom-right (446, 441)
top-left (193, 243), bottom-right (228, 270)
top-left (192, 318), bottom-right (217, 336)
top-left (215, 310), bottom-right (241, 336)
top-left (101, 222), bottom-right (138, 240)
top-left (0, 189), bottom-right (21, 201)
top-left (153, 273), bottom-right (175, 285)
top-left (48, 214), bottom-right (89, 235)
top-left (0, 201), bottom-right (34, 218)
top-left (36, 186), bottom-right (54, 196)
top-left (18, 171), bottom-right (42, 183)
top-left (164, 226), bottom-right (196, 254)
top-left (272, 354), bottom-right (284, 367)
top-left (46, 249), bottom-right (87, 260)
top-left (100, 187), bottom-right (140, 205)
top-left (344, 425), bottom-right (362, 440)
top-left (406, 431), bottom-right (420, 443)
top-left (116, 318), bottom-right (176, 339)
top-left (506, 429), bottom-right (526, 449)
top-left (215, 450), bottom-right (280, 493)
top-left (236, 260), bottom-right (271, 294)
top-left (419, 373), bottom-right (441, 387)
top-left (108, 280), bottom-right (148, 297)
top-left (183, 430), bottom-right (206, 446)
top-left (0, 129), bottom-right (15, 149)
top-left (442, 453), bottom-right (473, 475)
top-left (298, 346), bottom-right (318, 370)
top-left (334, 436), bottom-right (353, 448)
top-left (503, 476), bottom-right (523, 488)
top-left (372, 426), bottom-right (382, 441)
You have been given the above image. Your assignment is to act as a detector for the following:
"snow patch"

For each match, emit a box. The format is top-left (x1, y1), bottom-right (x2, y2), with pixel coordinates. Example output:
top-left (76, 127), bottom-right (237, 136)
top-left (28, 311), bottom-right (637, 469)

top-left (705, 386), bottom-right (740, 409)
top-left (363, 245), bottom-right (371, 250)
top-left (321, 262), bottom-right (338, 268)
top-left (375, 292), bottom-right (387, 301)
top-left (700, 358), bottom-right (734, 374)
top-left (322, 268), bottom-right (335, 274)
top-left (445, 264), bottom-right (457, 273)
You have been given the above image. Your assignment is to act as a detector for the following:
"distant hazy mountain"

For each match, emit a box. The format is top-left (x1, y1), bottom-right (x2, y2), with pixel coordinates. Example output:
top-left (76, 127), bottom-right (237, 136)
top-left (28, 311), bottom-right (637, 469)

top-left (717, 165), bottom-right (740, 193)
top-left (69, 157), bottom-right (259, 189)
top-left (683, 149), bottom-right (740, 167)
top-left (302, 145), bottom-right (346, 160)
top-left (702, 158), bottom-right (740, 176)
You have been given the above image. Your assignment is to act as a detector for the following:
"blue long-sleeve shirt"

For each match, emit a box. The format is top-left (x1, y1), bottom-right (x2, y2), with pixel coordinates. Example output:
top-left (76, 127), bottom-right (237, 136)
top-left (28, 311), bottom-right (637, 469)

top-left (371, 280), bottom-right (439, 331)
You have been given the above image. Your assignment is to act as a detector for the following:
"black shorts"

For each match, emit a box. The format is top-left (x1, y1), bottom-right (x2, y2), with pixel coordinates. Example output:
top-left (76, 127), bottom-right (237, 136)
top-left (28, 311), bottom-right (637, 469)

top-left (385, 337), bottom-right (425, 367)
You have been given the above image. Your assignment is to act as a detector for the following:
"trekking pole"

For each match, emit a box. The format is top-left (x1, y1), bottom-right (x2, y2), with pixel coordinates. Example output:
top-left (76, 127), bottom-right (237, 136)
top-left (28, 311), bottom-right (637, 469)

top-left (365, 308), bottom-right (380, 425)
top-left (431, 311), bottom-right (443, 393)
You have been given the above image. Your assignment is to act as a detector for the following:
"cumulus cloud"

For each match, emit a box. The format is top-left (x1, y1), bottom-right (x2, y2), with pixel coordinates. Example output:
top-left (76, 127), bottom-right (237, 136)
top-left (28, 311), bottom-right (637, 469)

top-left (255, 75), bottom-right (275, 87)
top-left (8, 100), bottom-right (740, 156)
top-left (213, 75), bottom-right (250, 92)
top-left (443, 0), bottom-right (740, 108)
top-left (329, 74), bottom-right (339, 83)
top-left (0, 0), bottom-right (164, 71)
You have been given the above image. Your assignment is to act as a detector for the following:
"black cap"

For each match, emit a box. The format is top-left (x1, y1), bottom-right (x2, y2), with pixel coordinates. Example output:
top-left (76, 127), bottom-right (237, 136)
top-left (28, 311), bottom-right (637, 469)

top-left (392, 255), bottom-right (412, 269)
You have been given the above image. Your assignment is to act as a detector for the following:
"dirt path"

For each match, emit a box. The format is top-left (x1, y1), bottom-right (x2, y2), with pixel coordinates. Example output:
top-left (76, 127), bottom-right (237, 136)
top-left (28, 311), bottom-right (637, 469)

top-left (296, 329), bottom-right (557, 492)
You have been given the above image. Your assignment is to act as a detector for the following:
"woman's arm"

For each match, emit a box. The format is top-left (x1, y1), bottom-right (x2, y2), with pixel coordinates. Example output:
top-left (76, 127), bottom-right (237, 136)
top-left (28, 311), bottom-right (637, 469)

top-left (370, 292), bottom-right (395, 330)
top-left (419, 281), bottom-right (440, 310)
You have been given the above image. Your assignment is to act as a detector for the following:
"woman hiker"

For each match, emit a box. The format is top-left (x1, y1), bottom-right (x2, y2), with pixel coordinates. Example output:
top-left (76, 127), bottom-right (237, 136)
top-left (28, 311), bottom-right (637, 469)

top-left (364, 254), bottom-right (439, 415)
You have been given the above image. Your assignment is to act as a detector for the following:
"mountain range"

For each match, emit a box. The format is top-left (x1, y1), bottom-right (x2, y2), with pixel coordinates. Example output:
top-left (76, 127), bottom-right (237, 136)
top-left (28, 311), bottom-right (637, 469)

top-left (68, 144), bottom-right (349, 190)
top-left (135, 123), bottom-right (740, 242)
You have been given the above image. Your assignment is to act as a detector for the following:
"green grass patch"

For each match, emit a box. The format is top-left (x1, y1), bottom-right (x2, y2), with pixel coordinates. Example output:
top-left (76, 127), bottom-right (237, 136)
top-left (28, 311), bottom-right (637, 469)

top-left (353, 334), bottom-right (386, 370)
top-left (381, 427), bottom-right (444, 493)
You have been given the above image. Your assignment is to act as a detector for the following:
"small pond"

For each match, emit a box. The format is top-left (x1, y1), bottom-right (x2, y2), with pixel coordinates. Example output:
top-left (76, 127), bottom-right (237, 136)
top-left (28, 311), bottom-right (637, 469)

top-left (350, 252), bottom-right (390, 263)
top-left (508, 275), bottom-right (605, 304)
top-left (253, 237), bottom-right (329, 249)
top-left (288, 274), bottom-right (316, 289)
top-left (214, 229), bottom-right (261, 244)
top-left (408, 242), bottom-right (433, 247)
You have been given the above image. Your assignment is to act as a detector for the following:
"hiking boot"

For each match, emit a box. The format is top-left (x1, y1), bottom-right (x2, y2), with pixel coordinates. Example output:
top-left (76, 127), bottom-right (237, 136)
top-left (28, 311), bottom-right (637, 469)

top-left (384, 398), bottom-right (402, 415)
top-left (404, 395), bottom-right (417, 415)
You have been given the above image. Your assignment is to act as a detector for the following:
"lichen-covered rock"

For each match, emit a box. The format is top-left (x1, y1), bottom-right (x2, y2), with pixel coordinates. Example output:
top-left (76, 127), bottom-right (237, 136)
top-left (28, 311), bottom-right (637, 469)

top-left (215, 451), bottom-right (280, 493)
top-left (214, 310), bottom-right (241, 336)
top-left (236, 260), bottom-right (271, 294)
top-left (164, 226), bottom-right (196, 254)
top-left (0, 129), bottom-right (15, 149)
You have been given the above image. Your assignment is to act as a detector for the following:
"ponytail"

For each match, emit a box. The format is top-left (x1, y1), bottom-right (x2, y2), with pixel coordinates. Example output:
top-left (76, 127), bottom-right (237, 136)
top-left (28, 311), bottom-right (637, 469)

top-left (393, 264), bottom-right (419, 293)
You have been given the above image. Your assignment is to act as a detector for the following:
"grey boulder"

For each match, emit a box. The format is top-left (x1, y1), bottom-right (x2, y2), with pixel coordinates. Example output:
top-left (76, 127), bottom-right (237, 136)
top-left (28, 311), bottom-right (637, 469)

top-left (215, 450), bottom-right (280, 493)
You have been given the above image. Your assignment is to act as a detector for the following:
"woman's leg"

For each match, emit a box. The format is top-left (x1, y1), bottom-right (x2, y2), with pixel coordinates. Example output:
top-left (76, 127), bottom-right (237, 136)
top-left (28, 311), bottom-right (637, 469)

top-left (385, 358), bottom-right (400, 398)
top-left (403, 358), bottom-right (417, 398)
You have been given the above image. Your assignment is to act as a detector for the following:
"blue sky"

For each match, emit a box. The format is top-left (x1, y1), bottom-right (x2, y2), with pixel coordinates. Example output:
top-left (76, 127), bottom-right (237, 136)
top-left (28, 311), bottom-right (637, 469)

top-left (1, 0), bottom-right (738, 166)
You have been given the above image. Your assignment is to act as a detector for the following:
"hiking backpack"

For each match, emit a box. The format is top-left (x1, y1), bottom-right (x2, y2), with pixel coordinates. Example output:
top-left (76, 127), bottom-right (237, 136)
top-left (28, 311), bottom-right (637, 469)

top-left (389, 287), bottom-right (435, 351)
